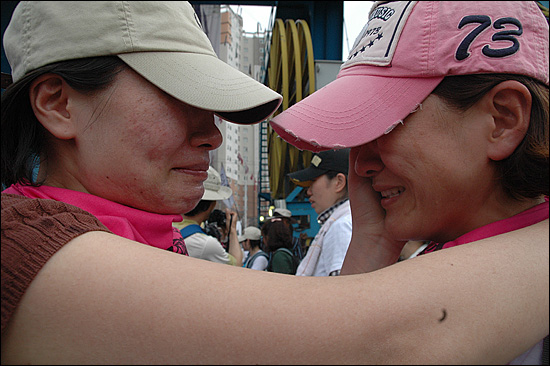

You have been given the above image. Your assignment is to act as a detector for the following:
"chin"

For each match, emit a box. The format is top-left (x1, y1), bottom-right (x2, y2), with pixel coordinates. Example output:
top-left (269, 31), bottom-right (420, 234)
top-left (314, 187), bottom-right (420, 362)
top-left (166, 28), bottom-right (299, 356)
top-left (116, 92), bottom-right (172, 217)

top-left (385, 217), bottom-right (418, 241)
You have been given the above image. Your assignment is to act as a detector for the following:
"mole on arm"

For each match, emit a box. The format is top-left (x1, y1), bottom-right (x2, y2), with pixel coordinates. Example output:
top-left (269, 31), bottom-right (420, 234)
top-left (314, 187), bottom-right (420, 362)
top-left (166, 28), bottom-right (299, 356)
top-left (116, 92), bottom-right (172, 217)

top-left (439, 309), bottom-right (447, 322)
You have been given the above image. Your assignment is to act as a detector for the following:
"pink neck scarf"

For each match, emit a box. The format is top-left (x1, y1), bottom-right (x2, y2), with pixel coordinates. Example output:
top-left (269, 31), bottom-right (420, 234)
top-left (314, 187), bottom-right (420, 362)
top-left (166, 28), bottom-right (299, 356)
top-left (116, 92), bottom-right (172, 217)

top-left (421, 197), bottom-right (549, 254)
top-left (3, 183), bottom-right (186, 253)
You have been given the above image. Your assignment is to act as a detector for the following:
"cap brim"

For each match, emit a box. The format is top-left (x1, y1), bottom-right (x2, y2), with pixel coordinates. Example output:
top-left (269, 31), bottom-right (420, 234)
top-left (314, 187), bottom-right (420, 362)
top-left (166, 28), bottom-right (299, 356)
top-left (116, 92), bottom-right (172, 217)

top-left (118, 52), bottom-right (282, 124)
top-left (269, 214), bottom-right (297, 224)
top-left (270, 68), bottom-right (443, 152)
top-left (288, 166), bottom-right (327, 187)
top-left (202, 186), bottom-right (233, 201)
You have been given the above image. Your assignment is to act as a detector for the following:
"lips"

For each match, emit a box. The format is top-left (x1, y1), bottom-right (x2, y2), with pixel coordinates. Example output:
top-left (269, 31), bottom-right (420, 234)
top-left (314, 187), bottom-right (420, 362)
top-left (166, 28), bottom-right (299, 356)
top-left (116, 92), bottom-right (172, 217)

top-left (175, 162), bottom-right (209, 171)
top-left (172, 165), bottom-right (209, 181)
top-left (172, 161), bottom-right (210, 174)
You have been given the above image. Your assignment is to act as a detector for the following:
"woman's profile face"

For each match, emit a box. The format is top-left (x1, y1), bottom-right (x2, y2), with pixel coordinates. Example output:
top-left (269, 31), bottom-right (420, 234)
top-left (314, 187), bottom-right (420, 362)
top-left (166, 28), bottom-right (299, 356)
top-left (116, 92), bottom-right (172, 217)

top-left (351, 94), bottom-right (496, 243)
top-left (306, 175), bottom-right (342, 215)
top-left (65, 67), bottom-right (223, 214)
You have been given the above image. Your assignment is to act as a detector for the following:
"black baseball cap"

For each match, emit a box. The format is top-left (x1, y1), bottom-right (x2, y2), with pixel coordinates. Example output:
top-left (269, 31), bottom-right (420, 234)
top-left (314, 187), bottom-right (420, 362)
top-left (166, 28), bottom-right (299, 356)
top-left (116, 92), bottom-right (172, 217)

top-left (288, 149), bottom-right (350, 187)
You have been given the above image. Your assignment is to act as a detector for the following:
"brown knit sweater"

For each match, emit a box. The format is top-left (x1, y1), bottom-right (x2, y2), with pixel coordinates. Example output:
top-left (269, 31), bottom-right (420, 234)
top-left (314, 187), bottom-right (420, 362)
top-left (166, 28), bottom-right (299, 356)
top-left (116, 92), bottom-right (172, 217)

top-left (1, 193), bottom-right (111, 333)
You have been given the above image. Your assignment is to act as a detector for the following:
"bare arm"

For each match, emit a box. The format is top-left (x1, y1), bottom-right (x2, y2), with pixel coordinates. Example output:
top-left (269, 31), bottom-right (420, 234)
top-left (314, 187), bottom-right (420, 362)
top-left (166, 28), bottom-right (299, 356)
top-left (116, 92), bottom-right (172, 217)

top-left (2, 220), bottom-right (548, 364)
top-left (225, 209), bottom-right (242, 266)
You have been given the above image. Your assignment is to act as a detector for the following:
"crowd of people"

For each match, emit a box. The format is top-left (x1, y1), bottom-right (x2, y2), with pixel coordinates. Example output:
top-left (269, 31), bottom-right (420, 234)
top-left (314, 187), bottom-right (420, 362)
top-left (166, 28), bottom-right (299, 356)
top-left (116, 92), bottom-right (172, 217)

top-left (172, 149), bottom-right (355, 278)
top-left (166, 157), bottom-right (354, 277)
top-left (1, 1), bottom-right (548, 364)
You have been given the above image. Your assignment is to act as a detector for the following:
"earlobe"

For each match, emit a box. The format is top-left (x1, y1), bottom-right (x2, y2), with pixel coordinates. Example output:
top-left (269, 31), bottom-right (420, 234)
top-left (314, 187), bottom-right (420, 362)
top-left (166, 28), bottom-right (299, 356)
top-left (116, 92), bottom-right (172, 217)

top-left (485, 80), bottom-right (532, 161)
top-left (29, 74), bottom-right (76, 139)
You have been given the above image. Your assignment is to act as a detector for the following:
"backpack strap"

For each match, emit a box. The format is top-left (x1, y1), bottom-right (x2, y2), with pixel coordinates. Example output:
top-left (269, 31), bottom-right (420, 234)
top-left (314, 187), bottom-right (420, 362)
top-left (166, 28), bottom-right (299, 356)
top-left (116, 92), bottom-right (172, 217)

top-left (246, 251), bottom-right (269, 268)
top-left (291, 236), bottom-right (303, 260)
top-left (179, 224), bottom-right (204, 239)
top-left (277, 248), bottom-right (294, 257)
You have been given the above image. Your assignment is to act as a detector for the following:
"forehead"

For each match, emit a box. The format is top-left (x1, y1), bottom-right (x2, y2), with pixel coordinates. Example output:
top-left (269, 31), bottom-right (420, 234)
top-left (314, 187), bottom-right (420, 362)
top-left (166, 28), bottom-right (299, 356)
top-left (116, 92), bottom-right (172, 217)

top-left (310, 174), bottom-right (331, 186)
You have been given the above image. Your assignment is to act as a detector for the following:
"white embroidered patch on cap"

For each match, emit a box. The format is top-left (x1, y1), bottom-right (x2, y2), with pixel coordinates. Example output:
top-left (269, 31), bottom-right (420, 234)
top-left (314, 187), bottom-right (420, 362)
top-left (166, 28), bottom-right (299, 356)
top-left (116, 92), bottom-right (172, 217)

top-left (311, 155), bottom-right (322, 167)
top-left (343, 1), bottom-right (417, 69)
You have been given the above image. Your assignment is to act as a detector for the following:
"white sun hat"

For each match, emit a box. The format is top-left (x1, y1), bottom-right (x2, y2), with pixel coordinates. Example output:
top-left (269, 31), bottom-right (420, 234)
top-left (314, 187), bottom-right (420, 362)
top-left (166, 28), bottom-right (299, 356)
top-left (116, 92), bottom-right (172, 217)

top-left (202, 166), bottom-right (233, 201)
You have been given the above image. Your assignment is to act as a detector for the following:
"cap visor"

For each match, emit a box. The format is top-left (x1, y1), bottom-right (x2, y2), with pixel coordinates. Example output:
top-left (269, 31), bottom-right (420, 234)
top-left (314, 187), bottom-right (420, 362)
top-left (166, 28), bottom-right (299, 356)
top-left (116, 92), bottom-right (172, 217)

top-left (270, 69), bottom-right (443, 151)
top-left (119, 52), bottom-right (282, 124)
top-left (288, 166), bottom-right (326, 187)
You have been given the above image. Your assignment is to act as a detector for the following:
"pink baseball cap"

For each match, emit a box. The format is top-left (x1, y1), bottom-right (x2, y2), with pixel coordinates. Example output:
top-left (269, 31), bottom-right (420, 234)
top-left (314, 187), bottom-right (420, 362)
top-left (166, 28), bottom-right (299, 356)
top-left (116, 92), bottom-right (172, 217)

top-left (270, 1), bottom-right (549, 152)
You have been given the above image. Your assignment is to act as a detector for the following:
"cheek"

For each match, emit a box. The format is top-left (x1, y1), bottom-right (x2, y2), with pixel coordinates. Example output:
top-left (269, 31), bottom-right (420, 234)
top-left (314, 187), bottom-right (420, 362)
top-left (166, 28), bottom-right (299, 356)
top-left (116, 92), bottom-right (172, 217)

top-left (119, 101), bottom-right (186, 160)
top-left (128, 122), bottom-right (174, 160)
top-left (309, 182), bottom-right (322, 198)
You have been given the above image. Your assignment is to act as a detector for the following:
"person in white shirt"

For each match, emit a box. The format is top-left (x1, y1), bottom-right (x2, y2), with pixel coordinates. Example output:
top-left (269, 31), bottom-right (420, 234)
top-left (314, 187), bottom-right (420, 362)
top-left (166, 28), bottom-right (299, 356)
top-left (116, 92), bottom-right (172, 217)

top-left (288, 149), bottom-right (352, 276)
top-left (240, 226), bottom-right (268, 271)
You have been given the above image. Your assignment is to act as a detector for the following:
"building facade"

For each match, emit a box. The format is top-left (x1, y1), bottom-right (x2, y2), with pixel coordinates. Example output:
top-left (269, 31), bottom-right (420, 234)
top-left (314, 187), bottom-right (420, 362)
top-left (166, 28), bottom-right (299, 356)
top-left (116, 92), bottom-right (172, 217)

top-left (206, 5), bottom-right (270, 227)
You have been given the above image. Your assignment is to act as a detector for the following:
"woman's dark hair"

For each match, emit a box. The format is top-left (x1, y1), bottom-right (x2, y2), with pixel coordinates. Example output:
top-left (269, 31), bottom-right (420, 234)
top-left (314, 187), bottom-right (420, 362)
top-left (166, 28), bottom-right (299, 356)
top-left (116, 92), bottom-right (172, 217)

top-left (207, 209), bottom-right (227, 228)
top-left (185, 200), bottom-right (215, 217)
top-left (1, 56), bottom-right (125, 188)
top-left (261, 219), bottom-right (292, 253)
top-left (431, 74), bottom-right (549, 200)
top-left (248, 239), bottom-right (262, 250)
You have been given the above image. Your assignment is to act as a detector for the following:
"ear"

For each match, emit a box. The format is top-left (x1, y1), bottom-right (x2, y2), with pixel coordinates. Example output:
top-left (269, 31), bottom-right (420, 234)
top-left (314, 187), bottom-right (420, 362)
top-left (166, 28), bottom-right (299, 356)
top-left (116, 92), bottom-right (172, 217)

top-left (334, 173), bottom-right (348, 193)
top-left (484, 80), bottom-right (532, 161)
top-left (29, 74), bottom-right (77, 139)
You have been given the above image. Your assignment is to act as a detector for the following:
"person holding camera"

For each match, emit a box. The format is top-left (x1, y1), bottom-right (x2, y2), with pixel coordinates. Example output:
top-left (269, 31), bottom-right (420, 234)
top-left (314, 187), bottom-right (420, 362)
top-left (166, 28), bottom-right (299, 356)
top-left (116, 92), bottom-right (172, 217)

top-left (173, 167), bottom-right (242, 266)
top-left (206, 208), bottom-right (230, 248)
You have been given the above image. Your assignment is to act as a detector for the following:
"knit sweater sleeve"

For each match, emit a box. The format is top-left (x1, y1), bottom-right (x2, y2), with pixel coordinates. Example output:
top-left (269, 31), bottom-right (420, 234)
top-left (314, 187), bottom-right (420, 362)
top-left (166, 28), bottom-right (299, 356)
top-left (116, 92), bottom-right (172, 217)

top-left (1, 193), bottom-right (111, 334)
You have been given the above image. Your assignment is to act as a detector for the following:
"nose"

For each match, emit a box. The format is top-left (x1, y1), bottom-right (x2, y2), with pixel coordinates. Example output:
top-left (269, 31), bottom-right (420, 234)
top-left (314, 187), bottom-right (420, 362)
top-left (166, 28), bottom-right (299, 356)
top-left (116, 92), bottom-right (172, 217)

top-left (351, 142), bottom-right (384, 178)
top-left (189, 110), bottom-right (223, 150)
top-left (306, 185), bottom-right (313, 197)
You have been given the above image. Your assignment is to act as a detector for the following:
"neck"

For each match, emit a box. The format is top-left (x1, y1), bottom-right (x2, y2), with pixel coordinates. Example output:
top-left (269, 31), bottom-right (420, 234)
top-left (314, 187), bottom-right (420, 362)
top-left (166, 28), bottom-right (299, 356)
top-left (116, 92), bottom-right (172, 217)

top-left (182, 211), bottom-right (209, 226)
top-left (433, 195), bottom-right (546, 244)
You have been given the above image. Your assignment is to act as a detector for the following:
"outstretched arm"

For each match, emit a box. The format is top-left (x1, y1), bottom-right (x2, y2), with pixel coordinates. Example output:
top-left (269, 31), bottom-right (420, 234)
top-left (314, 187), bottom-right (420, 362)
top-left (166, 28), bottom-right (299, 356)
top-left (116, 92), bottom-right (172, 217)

top-left (2, 220), bottom-right (548, 364)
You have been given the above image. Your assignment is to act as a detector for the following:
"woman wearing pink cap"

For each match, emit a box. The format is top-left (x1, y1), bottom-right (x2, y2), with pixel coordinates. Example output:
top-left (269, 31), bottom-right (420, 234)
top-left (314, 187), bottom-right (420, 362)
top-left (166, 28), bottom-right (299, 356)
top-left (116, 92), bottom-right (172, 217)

top-left (1, 1), bottom-right (548, 364)
top-left (271, 1), bottom-right (549, 364)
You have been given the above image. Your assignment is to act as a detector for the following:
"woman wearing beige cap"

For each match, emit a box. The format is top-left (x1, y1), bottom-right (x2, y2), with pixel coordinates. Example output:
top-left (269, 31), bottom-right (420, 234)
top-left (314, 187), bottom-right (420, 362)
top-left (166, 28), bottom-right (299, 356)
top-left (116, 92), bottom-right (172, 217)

top-left (1, 1), bottom-right (548, 364)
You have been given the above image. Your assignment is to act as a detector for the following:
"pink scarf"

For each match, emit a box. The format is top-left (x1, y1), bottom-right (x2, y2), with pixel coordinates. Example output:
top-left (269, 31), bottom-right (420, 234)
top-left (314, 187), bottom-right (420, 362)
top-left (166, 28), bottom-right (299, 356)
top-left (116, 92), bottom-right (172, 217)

top-left (421, 197), bottom-right (549, 254)
top-left (3, 183), bottom-right (186, 253)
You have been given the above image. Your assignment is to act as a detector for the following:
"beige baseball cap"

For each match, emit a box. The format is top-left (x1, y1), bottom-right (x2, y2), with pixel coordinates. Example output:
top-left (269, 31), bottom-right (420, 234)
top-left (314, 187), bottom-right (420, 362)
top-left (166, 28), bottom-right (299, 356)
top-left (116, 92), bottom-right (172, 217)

top-left (238, 226), bottom-right (261, 242)
top-left (3, 1), bottom-right (282, 124)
